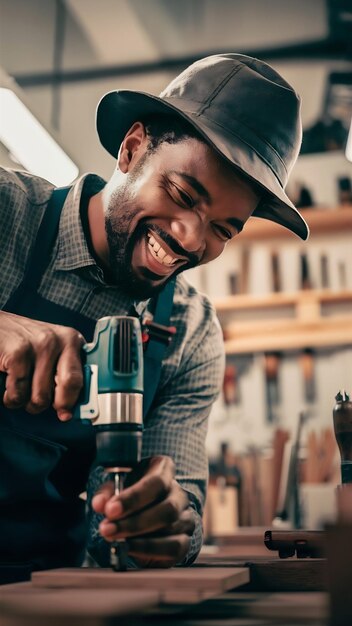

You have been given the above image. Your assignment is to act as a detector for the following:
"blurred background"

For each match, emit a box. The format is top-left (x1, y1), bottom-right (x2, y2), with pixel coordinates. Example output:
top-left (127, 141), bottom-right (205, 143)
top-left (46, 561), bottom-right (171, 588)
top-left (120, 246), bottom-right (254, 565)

top-left (1, 0), bottom-right (352, 533)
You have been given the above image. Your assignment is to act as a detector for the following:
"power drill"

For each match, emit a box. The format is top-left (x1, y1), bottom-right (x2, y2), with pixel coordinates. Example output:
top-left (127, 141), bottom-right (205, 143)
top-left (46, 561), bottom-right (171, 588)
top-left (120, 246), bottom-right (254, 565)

top-left (0, 316), bottom-right (144, 570)
top-left (75, 315), bottom-right (144, 571)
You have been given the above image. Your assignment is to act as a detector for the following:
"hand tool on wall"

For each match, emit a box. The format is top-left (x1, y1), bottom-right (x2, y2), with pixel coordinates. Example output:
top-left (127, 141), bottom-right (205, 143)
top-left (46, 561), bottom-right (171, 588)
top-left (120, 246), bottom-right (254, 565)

top-left (223, 363), bottom-right (240, 405)
top-left (300, 252), bottom-right (312, 290)
top-left (271, 429), bottom-right (290, 521)
top-left (320, 254), bottom-right (329, 289)
top-left (273, 411), bottom-right (308, 529)
top-left (270, 250), bottom-right (281, 292)
top-left (333, 390), bottom-right (352, 484)
top-left (264, 352), bottom-right (281, 423)
top-left (299, 348), bottom-right (316, 404)
top-left (75, 316), bottom-right (144, 571)
top-left (304, 428), bottom-right (337, 484)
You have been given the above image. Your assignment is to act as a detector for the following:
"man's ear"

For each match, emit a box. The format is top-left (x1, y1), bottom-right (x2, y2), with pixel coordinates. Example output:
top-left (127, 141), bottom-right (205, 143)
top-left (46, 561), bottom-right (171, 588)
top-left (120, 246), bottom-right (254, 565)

top-left (118, 122), bottom-right (147, 173)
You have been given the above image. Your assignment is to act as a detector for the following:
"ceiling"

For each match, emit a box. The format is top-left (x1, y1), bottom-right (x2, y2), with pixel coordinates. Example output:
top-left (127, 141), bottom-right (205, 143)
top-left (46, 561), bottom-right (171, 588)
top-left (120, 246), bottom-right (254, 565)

top-left (0, 0), bottom-right (351, 179)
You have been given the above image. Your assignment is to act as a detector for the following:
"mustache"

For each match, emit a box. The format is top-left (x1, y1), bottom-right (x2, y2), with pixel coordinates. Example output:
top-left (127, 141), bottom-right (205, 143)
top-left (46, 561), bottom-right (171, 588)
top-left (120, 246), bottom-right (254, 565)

top-left (140, 222), bottom-right (200, 268)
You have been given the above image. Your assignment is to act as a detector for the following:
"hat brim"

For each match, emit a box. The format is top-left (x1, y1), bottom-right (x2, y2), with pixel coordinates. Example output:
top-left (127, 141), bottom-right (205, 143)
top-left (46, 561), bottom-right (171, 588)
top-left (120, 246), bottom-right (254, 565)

top-left (97, 89), bottom-right (309, 240)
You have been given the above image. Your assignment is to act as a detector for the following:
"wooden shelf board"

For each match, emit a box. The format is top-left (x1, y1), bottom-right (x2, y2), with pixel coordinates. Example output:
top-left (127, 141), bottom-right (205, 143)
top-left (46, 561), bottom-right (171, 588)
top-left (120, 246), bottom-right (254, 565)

top-left (234, 206), bottom-right (352, 241)
top-left (224, 311), bottom-right (352, 353)
top-left (214, 289), bottom-right (352, 313)
top-left (225, 330), bottom-right (352, 354)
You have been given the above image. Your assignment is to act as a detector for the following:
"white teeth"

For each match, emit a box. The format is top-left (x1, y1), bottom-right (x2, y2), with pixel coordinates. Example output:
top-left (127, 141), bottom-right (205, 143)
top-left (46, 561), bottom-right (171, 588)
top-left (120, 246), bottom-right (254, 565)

top-left (147, 232), bottom-right (177, 266)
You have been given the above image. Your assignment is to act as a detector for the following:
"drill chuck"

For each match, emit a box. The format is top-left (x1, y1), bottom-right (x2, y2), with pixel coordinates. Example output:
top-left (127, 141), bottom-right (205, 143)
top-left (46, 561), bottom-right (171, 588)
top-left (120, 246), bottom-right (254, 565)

top-left (94, 390), bottom-right (143, 470)
top-left (96, 426), bottom-right (142, 470)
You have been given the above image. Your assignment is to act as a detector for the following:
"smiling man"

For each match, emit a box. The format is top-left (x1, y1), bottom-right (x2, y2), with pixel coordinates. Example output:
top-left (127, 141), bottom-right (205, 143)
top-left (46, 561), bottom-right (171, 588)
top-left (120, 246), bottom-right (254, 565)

top-left (0, 54), bottom-right (308, 581)
top-left (88, 118), bottom-right (259, 299)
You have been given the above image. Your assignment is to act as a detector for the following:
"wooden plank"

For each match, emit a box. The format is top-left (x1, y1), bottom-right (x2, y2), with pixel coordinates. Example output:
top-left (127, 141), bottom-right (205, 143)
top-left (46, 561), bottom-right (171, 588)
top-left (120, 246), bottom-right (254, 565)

top-left (225, 314), bottom-right (352, 338)
top-left (193, 557), bottom-right (328, 593)
top-left (246, 558), bottom-right (328, 592)
top-left (184, 591), bottom-right (329, 621)
top-left (215, 288), bottom-right (352, 312)
top-left (0, 589), bottom-right (159, 626)
top-left (224, 319), bottom-right (352, 353)
top-left (31, 567), bottom-right (250, 604)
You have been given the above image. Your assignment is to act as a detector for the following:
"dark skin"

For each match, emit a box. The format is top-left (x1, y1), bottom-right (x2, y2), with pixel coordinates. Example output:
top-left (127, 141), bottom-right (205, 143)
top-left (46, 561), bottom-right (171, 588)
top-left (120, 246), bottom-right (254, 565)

top-left (0, 122), bottom-right (259, 567)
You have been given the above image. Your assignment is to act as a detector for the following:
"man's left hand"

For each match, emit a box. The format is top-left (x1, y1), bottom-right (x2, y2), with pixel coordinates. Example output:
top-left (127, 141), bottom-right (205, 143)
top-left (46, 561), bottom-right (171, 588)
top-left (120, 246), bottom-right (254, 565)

top-left (91, 455), bottom-right (195, 568)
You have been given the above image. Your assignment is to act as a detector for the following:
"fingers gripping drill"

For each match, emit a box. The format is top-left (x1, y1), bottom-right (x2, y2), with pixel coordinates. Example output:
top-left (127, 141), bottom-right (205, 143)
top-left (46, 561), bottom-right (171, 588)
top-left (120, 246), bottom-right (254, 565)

top-left (74, 316), bottom-right (144, 571)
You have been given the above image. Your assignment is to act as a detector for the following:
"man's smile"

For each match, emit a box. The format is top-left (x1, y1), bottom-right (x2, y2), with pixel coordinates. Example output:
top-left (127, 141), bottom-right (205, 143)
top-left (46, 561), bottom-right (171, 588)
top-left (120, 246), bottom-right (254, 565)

top-left (147, 232), bottom-right (178, 267)
top-left (132, 228), bottom-right (191, 281)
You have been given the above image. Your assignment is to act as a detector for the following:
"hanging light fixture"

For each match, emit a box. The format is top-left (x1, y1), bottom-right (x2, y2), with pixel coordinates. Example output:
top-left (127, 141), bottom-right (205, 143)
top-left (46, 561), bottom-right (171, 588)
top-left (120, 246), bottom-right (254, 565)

top-left (0, 68), bottom-right (79, 186)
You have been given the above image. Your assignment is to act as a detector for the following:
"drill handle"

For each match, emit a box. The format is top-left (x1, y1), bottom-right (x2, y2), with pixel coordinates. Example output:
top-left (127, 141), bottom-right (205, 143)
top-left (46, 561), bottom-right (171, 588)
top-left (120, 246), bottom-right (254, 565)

top-left (75, 316), bottom-right (144, 422)
top-left (74, 363), bottom-right (100, 420)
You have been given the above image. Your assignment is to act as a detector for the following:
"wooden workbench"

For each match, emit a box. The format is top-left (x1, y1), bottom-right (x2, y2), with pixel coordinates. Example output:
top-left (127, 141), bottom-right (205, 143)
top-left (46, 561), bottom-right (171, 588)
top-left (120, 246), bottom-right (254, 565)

top-left (0, 583), bottom-right (329, 626)
top-left (0, 564), bottom-right (330, 625)
top-left (0, 529), bottom-right (332, 625)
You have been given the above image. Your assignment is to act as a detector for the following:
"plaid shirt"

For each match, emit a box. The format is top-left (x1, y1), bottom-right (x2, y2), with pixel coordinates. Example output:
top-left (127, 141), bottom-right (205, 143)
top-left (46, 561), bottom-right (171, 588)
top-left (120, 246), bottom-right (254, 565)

top-left (0, 167), bottom-right (225, 565)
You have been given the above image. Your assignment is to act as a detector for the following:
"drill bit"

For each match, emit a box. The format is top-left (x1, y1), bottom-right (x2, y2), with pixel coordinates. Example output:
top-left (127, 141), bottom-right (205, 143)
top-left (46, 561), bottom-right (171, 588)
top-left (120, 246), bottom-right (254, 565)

top-left (110, 472), bottom-right (128, 571)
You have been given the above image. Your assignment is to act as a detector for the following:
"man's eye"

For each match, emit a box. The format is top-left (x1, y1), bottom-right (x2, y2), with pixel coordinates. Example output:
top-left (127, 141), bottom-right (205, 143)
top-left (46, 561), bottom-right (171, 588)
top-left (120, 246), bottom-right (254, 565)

top-left (214, 224), bottom-right (233, 240)
top-left (170, 182), bottom-right (195, 208)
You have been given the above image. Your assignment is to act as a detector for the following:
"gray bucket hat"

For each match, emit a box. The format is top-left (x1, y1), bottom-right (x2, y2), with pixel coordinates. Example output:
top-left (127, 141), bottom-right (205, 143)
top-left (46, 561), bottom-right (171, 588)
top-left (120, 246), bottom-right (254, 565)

top-left (96, 53), bottom-right (309, 240)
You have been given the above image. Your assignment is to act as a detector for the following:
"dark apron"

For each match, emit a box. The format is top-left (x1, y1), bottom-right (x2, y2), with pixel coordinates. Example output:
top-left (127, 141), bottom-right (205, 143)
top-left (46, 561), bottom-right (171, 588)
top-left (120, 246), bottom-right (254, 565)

top-left (0, 188), bottom-right (175, 583)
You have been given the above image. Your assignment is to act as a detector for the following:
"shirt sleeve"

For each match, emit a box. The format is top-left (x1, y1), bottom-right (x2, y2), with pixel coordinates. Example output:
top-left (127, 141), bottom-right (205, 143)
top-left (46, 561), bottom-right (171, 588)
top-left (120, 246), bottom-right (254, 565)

top-left (86, 287), bottom-right (225, 567)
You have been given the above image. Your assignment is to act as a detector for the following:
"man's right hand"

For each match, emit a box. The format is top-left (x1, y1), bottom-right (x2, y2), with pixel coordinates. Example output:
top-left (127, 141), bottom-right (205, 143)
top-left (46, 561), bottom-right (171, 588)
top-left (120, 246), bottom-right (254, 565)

top-left (0, 311), bottom-right (85, 420)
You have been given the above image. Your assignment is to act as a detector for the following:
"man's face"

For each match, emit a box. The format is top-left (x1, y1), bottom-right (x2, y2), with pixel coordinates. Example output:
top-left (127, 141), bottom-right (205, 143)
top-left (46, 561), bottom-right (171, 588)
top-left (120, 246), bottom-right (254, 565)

top-left (104, 136), bottom-right (259, 299)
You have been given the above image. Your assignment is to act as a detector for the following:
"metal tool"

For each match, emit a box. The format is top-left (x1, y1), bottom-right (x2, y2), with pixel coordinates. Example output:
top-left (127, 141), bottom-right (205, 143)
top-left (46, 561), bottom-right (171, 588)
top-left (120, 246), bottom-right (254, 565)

top-left (333, 390), bottom-right (352, 484)
top-left (264, 529), bottom-right (326, 559)
top-left (75, 315), bottom-right (144, 571)
top-left (272, 411), bottom-right (309, 529)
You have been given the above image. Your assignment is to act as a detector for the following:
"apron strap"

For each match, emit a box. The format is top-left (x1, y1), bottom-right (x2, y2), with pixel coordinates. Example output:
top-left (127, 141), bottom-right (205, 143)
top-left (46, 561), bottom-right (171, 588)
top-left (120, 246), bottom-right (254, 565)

top-left (3, 187), bottom-right (71, 310)
top-left (142, 277), bottom-right (176, 418)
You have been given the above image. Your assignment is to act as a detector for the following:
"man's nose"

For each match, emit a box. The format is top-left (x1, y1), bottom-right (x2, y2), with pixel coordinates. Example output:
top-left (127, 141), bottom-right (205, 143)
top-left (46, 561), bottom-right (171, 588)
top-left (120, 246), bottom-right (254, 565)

top-left (170, 214), bottom-right (206, 255)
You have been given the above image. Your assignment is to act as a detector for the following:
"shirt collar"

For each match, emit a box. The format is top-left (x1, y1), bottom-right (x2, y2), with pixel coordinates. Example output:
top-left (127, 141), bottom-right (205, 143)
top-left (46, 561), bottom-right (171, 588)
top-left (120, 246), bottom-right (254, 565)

top-left (54, 172), bottom-right (153, 314)
top-left (55, 173), bottom-right (106, 272)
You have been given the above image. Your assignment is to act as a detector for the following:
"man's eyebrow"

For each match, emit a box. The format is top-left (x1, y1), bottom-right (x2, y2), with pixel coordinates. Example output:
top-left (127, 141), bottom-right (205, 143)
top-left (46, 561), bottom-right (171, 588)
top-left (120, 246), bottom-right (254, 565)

top-left (172, 171), bottom-right (211, 202)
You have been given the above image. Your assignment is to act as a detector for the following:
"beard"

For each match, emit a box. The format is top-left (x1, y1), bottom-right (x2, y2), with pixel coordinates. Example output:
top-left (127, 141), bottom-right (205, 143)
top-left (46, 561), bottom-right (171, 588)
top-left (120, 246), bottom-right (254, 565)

top-left (106, 213), bottom-right (167, 300)
top-left (104, 170), bottom-right (198, 300)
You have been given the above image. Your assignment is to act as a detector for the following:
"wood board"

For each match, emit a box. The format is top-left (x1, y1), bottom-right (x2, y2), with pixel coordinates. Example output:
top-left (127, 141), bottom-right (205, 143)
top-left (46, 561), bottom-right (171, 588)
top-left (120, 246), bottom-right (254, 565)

top-left (0, 588), bottom-right (159, 626)
top-left (195, 553), bottom-right (328, 593)
top-left (31, 566), bottom-right (249, 604)
top-left (181, 591), bottom-right (329, 622)
top-left (246, 558), bottom-right (328, 592)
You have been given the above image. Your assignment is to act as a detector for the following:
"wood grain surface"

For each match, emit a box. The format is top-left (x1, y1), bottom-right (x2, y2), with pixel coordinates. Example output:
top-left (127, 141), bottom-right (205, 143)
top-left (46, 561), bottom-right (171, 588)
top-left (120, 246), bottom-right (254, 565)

top-left (246, 558), bottom-right (328, 592)
top-left (31, 566), bottom-right (250, 604)
top-left (0, 588), bottom-right (159, 626)
top-left (179, 591), bottom-right (329, 621)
